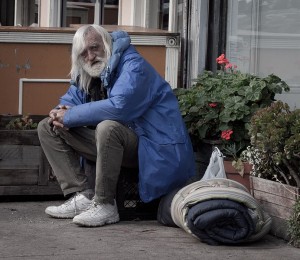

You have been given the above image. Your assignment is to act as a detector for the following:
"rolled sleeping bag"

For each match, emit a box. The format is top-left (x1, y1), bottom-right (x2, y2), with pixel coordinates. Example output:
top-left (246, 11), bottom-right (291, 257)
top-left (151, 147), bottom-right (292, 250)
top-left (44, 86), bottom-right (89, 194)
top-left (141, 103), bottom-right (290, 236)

top-left (170, 178), bottom-right (272, 245)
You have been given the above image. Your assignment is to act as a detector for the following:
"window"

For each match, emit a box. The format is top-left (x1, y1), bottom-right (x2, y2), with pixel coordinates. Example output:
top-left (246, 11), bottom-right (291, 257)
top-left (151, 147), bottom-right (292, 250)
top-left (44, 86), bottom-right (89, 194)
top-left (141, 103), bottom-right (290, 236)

top-left (226, 0), bottom-right (300, 108)
top-left (0, 0), bottom-right (118, 27)
top-left (65, 0), bottom-right (118, 27)
top-left (0, 0), bottom-right (15, 26)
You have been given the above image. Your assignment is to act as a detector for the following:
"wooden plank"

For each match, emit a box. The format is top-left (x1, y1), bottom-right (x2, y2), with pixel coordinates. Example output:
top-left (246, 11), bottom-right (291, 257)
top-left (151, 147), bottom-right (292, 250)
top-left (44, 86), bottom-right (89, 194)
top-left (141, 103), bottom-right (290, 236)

top-left (253, 189), bottom-right (297, 208)
top-left (0, 182), bottom-right (63, 196)
top-left (0, 169), bottom-right (38, 185)
top-left (0, 165), bottom-right (39, 169)
top-left (258, 200), bottom-right (293, 220)
top-left (0, 145), bottom-right (41, 166)
top-left (0, 130), bottom-right (40, 145)
top-left (250, 176), bottom-right (299, 200)
top-left (38, 151), bottom-right (52, 186)
top-left (250, 176), bottom-right (299, 241)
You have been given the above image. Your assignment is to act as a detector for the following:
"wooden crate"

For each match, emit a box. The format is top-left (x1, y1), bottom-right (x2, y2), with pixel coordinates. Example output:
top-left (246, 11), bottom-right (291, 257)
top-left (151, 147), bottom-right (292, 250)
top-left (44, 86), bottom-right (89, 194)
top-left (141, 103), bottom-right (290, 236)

top-left (250, 176), bottom-right (300, 240)
top-left (0, 115), bottom-right (62, 196)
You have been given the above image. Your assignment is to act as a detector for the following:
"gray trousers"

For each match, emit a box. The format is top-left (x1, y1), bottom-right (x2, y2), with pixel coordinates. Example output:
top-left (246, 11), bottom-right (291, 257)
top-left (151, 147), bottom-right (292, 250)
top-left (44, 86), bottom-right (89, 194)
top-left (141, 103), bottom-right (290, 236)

top-left (37, 118), bottom-right (139, 204)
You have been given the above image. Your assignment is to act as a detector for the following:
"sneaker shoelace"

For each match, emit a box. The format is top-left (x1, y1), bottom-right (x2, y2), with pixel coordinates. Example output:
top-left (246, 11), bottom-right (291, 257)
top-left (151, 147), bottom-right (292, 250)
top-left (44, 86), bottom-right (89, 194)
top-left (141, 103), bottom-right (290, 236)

top-left (85, 198), bottom-right (101, 212)
top-left (61, 192), bottom-right (79, 215)
top-left (89, 198), bottom-right (97, 209)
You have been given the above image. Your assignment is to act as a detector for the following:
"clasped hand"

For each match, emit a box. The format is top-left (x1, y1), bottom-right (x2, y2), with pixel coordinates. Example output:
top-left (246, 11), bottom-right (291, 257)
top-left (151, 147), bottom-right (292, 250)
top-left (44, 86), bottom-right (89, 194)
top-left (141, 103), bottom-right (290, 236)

top-left (48, 105), bottom-right (70, 130)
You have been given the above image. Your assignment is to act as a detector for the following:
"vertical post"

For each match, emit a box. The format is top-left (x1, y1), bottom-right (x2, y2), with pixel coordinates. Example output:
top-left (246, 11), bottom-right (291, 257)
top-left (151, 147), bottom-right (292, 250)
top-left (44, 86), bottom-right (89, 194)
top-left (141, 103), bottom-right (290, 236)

top-left (168, 0), bottom-right (178, 32)
top-left (94, 0), bottom-right (104, 25)
top-left (39, 0), bottom-right (62, 27)
top-left (61, 0), bottom-right (66, 27)
top-left (187, 0), bottom-right (209, 87)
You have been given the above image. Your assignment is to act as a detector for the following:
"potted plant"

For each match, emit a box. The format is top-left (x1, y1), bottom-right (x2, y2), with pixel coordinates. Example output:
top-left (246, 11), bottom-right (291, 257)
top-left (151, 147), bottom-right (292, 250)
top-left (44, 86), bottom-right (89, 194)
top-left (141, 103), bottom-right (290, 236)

top-left (4, 115), bottom-right (38, 130)
top-left (174, 54), bottom-right (290, 184)
top-left (243, 100), bottom-right (300, 242)
top-left (246, 101), bottom-right (300, 187)
top-left (0, 114), bottom-right (61, 196)
top-left (0, 114), bottom-right (42, 146)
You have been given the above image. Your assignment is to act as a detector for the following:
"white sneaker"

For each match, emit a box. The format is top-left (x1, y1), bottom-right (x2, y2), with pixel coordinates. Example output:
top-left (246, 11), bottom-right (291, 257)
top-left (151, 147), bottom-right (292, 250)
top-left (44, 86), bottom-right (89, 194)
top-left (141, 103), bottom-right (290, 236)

top-left (45, 193), bottom-right (92, 219)
top-left (73, 200), bottom-right (120, 227)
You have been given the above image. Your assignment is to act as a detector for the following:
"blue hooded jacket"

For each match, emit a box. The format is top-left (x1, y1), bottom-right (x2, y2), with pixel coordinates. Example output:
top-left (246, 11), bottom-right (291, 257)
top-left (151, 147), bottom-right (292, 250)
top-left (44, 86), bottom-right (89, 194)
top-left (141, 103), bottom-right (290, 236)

top-left (60, 30), bottom-right (195, 202)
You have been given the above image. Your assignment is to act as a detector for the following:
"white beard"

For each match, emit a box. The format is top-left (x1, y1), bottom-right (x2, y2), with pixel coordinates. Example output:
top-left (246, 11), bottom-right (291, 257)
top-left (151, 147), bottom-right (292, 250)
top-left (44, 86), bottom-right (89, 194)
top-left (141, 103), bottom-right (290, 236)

top-left (81, 58), bottom-right (107, 78)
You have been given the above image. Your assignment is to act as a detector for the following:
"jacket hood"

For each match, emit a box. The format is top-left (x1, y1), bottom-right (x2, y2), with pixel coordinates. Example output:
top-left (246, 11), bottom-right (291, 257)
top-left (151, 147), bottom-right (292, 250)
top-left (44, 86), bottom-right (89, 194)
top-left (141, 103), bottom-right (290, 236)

top-left (100, 30), bottom-right (131, 87)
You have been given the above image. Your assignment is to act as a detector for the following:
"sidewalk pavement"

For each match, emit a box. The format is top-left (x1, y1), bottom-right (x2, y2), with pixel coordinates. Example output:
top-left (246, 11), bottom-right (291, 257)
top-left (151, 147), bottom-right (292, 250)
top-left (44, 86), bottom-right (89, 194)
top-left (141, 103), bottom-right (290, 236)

top-left (1, 199), bottom-right (300, 260)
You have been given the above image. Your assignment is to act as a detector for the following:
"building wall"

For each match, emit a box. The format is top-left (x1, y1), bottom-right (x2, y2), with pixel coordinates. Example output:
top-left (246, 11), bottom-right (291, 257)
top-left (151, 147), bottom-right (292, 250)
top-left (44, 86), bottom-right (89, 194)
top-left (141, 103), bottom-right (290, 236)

top-left (0, 42), bottom-right (166, 115)
top-left (0, 26), bottom-right (172, 115)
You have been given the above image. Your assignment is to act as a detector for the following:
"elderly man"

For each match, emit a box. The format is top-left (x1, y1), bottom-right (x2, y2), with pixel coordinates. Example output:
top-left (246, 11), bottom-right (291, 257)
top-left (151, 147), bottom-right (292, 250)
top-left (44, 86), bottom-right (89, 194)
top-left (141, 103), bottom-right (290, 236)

top-left (38, 24), bottom-right (195, 227)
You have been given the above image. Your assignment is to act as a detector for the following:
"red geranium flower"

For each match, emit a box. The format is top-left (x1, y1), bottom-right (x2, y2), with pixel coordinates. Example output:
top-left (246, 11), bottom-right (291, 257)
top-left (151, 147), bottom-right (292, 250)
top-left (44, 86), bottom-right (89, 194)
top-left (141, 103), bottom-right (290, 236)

top-left (225, 63), bottom-right (233, 69)
top-left (221, 129), bottom-right (233, 140)
top-left (216, 54), bottom-right (229, 65)
top-left (209, 103), bottom-right (217, 108)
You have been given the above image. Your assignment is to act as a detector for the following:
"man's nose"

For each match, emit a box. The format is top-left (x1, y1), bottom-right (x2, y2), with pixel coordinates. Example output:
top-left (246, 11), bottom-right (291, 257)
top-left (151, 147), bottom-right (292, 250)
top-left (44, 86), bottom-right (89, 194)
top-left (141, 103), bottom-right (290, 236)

top-left (87, 50), bottom-right (96, 61)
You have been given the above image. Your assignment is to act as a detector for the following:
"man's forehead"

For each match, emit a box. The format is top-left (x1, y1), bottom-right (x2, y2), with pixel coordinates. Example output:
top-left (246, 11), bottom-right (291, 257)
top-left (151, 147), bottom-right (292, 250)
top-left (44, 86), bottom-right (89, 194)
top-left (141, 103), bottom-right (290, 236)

top-left (85, 29), bottom-right (103, 45)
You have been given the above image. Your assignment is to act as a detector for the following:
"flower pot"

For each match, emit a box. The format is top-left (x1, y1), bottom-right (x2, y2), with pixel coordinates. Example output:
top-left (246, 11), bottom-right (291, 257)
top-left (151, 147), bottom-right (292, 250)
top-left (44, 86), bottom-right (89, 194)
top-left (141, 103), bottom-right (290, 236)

top-left (250, 176), bottom-right (300, 240)
top-left (224, 160), bottom-right (252, 191)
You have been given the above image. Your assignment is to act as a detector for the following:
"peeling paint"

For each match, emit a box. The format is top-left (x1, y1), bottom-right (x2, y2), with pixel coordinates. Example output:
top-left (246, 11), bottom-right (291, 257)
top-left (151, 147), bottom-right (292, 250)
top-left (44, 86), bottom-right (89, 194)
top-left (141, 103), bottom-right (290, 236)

top-left (0, 60), bottom-right (9, 69)
top-left (16, 64), bottom-right (21, 73)
top-left (16, 59), bottom-right (31, 73)
top-left (24, 59), bottom-right (31, 70)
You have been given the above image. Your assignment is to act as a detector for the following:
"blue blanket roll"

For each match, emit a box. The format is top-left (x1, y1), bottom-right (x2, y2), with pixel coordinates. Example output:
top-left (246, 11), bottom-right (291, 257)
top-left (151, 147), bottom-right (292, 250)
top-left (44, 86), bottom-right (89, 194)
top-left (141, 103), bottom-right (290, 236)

top-left (187, 199), bottom-right (255, 245)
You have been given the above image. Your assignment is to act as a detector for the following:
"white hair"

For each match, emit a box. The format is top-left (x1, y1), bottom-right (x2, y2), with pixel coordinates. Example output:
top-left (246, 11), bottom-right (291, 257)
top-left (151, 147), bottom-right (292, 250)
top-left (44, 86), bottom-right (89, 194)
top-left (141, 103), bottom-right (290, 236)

top-left (70, 24), bottom-right (112, 92)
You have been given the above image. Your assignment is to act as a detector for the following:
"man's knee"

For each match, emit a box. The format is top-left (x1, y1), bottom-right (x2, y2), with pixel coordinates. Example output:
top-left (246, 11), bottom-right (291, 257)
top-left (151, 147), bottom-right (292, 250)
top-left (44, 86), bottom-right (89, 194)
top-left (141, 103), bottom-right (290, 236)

top-left (96, 120), bottom-right (120, 132)
top-left (37, 117), bottom-right (50, 137)
top-left (95, 120), bottom-right (123, 140)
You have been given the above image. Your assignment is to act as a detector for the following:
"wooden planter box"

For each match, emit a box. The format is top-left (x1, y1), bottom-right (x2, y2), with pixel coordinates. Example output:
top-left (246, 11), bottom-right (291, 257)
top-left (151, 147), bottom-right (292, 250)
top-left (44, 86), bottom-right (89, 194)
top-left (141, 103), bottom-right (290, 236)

top-left (250, 176), bottom-right (300, 240)
top-left (0, 115), bottom-right (62, 196)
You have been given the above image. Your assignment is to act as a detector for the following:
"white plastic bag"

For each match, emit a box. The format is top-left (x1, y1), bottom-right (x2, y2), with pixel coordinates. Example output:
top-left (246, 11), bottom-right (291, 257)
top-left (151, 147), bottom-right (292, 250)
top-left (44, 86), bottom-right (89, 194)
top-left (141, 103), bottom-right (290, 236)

top-left (201, 147), bottom-right (227, 180)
